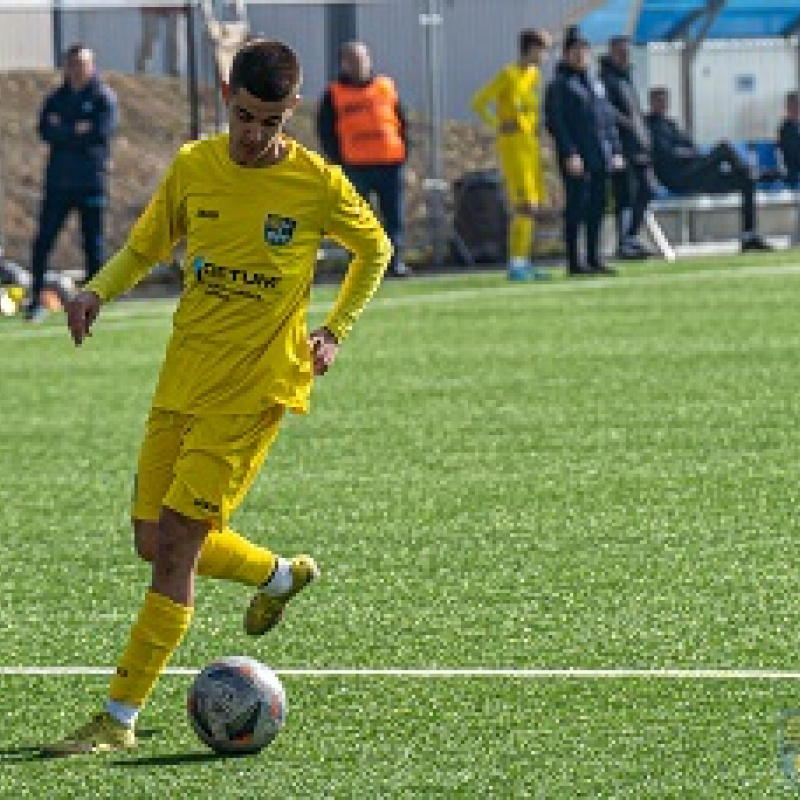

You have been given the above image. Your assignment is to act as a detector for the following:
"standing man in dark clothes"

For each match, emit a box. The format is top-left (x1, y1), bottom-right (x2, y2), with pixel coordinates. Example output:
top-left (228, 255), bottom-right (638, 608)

top-left (778, 90), bottom-right (800, 188)
top-left (28, 44), bottom-right (118, 321)
top-left (317, 41), bottom-right (410, 277)
top-left (645, 86), bottom-right (772, 253)
top-left (599, 35), bottom-right (658, 260)
top-left (546, 27), bottom-right (624, 276)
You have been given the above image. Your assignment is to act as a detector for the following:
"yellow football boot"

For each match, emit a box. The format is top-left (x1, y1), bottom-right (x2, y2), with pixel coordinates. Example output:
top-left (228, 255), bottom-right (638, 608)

top-left (244, 555), bottom-right (320, 636)
top-left (41, 711), bottom-right (136, 757)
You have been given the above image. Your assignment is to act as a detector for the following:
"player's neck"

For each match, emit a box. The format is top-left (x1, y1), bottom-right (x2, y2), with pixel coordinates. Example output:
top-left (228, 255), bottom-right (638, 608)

top-left (253, 136), bottom-right (290, 168)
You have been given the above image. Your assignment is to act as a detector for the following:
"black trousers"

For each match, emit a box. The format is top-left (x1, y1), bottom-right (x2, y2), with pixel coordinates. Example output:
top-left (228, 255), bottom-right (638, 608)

top-left (660, 142), bottom-right (757, 234)
top-left (612, 161), bottom-right (658, 242)
top-left (343, 163), bottom-right (404, 269)
top-left (562, 169), bottom-right (608, 271)
top-left (31, 185), bottom-right (106, 305)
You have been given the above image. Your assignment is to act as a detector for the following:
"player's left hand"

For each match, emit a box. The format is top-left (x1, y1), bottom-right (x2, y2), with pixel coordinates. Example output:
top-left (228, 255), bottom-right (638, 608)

top-left (309, 327), bottom-right (338, 376)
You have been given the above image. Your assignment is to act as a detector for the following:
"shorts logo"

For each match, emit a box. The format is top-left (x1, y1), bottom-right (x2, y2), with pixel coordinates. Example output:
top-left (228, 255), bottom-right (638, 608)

top-left (264, 214), bottom-right (297, 246)
top-left (194, 497), bottom-right (220, 514)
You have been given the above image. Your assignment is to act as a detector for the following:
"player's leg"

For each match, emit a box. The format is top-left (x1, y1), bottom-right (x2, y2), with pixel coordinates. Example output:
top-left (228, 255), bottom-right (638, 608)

top-left (586, 171), bottom-right (614, 274)
top-left (499, 140), bottom-right (546, 281)
top-left (77, 191), bottom-right (106, 283)
top-left (131, 409), bottom-right (277, 586)
top-left (28, 188), bottom-right (71, 320)
top-left (41, 505), bottom-right (203, 757)
top-left (134, 406), bottom-right (319, 633)
top-left (374, 164), bottom-right (410, 277)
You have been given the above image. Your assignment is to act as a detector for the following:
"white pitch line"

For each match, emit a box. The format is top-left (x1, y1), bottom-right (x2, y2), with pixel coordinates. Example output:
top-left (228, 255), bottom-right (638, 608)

top-left (4, 261), bottom-right (800, 340)
top-left (3, 667), bottom-right (800, 679)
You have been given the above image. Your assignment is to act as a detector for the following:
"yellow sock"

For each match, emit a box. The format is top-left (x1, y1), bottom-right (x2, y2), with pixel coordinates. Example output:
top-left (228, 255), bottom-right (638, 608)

top-left (109, 590), bottom-right (193, 708)
top-left (509, 215), bottom-right (533, 261)
top-left (196, 527), bottom-right (276, 587)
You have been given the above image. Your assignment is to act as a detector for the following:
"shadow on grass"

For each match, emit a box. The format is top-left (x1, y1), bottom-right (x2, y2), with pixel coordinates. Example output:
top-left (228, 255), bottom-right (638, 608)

top-left (0, 728), bottom-right (162, 764)
top-left (112, 751), bottom-right (252, 767)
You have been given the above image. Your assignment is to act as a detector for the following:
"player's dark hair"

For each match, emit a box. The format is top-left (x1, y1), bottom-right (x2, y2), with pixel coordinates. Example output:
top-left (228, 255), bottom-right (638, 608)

top-left (788, 90), bottom-right (799, 104)
top-left (229, 39), bottom-right (302, 102)
top-left (650, 86), bottom-right (668, 101)
top-left (519, 28), bottom-right (551, 55)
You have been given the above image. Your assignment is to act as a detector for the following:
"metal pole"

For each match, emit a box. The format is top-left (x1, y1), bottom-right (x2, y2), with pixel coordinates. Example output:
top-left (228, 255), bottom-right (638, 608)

top-left (53, 0), bottom-right (64, 68)
top-left (420, 0), bottom-right (446, 265)
top-left (186, 1), bottom-right (201, 139)
top-left (326, 2), bottom-right (357, 81)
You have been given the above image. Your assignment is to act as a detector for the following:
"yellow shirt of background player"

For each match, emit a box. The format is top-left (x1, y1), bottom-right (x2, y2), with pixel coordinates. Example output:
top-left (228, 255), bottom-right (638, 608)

top-left (100, 133), bottom-right (388, 416)
top-left (471, 62), bottom-right (543, 139)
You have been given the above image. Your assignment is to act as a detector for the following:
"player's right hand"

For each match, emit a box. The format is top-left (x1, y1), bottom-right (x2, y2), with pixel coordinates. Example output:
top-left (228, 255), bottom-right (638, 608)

top-left (66, 291), bottom-right (102, 346)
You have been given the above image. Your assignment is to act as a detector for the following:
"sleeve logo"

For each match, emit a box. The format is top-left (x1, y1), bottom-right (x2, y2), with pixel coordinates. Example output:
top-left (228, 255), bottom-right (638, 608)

top-left (264, 214), bottom-right (297, 246)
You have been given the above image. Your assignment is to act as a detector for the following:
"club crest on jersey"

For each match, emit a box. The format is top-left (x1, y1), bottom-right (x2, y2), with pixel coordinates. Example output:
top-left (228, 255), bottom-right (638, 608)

top-left (264, 214), bottom-right (297, 246)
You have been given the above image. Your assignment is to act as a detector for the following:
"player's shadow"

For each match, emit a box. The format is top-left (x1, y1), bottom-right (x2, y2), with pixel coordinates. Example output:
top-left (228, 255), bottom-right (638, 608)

top-left (0, 728), bottom-right (162, 763)
top-left (113, 751), bottom-right (250, 767)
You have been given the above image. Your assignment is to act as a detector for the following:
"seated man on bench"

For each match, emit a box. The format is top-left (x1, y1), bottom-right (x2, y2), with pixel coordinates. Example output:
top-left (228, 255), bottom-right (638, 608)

top-left (645, 86), bottom-right (772, 253)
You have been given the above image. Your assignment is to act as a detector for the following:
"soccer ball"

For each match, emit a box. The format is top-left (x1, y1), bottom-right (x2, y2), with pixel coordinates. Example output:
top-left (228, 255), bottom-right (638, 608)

top-left (187, 656), bottom-right (286, 755)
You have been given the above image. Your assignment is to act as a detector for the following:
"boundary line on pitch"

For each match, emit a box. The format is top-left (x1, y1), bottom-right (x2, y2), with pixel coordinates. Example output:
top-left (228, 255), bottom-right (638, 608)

top-left (3, 667), bottom-right (800, 680)
top-left (4, 261), bottom-right (800, 340)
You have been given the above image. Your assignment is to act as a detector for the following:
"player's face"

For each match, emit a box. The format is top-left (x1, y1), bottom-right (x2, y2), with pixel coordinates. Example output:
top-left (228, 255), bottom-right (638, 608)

top-left (65, 49), bottom-right (95, 90)
top-left (566, 44), bottom-right (590, 72)
top-left (611, 41), bottom-right (630, 68)
top-left (789, 96), bottom-right (800, 120)
top-left (522, 44), bottom-right (547, 67)
top-left (227, 87), bottom-right (298, 167)
top-left (651, 91), bottom-right (668, 116)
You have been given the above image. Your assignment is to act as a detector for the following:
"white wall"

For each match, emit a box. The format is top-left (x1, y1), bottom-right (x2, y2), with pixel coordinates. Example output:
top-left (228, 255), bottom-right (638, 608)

top-left (692, 39), bottom-right (798, 143)
top-left (0, 9), bottom-right (52, 70)
top-left (634, 39), bottom-right (799, 145)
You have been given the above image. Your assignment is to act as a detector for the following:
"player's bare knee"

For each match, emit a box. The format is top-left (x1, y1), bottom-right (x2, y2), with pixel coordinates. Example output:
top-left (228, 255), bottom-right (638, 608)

top-left (154, 508), bottom-right (207, 573)
top-left (132, 519), bottom-right (157, 563)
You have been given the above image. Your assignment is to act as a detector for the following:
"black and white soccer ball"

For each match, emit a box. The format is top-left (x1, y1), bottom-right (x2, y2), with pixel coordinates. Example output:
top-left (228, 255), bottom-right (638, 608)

top-left (187, 656), bottom-right (286, 755)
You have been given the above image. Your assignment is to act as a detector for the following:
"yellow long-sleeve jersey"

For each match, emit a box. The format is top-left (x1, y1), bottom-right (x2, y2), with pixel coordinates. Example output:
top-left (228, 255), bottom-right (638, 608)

top-left (471, 62), bottom-right (543, 137)
top-left (87, 133), bottom-right (391, 415)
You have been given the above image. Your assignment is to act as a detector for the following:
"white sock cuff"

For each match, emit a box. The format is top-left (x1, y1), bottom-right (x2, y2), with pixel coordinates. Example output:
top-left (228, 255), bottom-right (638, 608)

top-left (106, 700), bottom-right (139, 728)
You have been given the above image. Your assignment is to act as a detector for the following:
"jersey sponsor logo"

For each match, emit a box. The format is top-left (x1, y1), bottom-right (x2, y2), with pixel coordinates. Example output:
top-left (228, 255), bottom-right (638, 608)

top-left (264, 214), bottom-right (297, 246)
top-left (191, 255), bottom-right (281, 293)
top-left (197, 208), bottom-right (219, 219)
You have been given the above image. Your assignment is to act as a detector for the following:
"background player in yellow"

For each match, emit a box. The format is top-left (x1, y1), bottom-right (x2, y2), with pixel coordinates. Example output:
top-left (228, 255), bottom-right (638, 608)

top-left (43, 39), bottom-right (391, 756)
top-left (472, 28), bottom-right (552, 281)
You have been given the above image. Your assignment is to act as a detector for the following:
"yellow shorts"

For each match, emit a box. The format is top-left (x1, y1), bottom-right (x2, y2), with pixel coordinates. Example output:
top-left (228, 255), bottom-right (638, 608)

top-left (497, 137), bottom-right (545, 207)
top-left (132, 406), bottom-right (285, 528)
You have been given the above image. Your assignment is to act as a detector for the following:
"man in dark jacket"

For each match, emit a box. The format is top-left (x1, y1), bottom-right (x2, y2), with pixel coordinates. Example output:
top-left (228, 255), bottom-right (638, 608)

top-left (317, 41), bottom-right (410, 277)
top-left (599, 36), bottom-right (657, 259)
top-left (645, 86), bottom-right (771, 253)
top-left (546, 27), bottom-right (624, 275)
top-left (28, 44), bottom-right (118, 321)
top-left (778, 90), bottom-right (800, 187)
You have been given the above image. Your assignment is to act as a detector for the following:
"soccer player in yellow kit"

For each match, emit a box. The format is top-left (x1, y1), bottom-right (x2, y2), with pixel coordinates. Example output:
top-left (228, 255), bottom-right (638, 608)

top-left (471, 28), bottom-right (552, 281)
top-left (43, 39), bottom-right (391, 756)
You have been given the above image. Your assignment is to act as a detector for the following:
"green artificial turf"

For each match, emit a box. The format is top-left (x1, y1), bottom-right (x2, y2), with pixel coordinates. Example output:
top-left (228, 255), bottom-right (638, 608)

top-left (2, 252), bottom-right (800, 797)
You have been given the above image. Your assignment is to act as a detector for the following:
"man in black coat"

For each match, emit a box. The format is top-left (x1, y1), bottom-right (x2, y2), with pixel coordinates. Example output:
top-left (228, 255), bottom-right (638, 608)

top-left (599, 36), bottom-right (658, 259)
top-left (546, 27), bottom-right (624, 275)
top-left (28, 43), bottom-right (118, 321)
top-left (645, 86), bottom-right (771, 253)
top-left (778, 90), bottom-right (800, 188)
